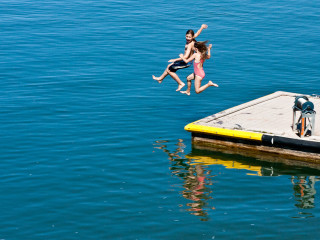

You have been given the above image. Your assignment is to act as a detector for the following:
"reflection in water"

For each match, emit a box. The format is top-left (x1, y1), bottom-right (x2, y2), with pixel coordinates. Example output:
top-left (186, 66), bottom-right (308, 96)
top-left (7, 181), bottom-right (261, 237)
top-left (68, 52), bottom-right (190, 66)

top-left (190, 155), bottom-right (262, 176)
top-left (154, 139), bottom-right (212, 221)
top-left (182, 163), bottom-right (212, 221)
top-left (190, 146), bottom-right (320, 217)
top-left (291, 176), bottom-right (318, 210)
top-left (154, 139), bottom-right (320, 219)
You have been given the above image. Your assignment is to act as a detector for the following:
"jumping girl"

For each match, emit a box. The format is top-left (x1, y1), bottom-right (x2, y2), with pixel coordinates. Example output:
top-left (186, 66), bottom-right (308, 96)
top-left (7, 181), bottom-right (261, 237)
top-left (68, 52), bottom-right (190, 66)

top-left (152, 24), bottom-right (208, 91)
top-left (179, 41), bottom-right (218, 95)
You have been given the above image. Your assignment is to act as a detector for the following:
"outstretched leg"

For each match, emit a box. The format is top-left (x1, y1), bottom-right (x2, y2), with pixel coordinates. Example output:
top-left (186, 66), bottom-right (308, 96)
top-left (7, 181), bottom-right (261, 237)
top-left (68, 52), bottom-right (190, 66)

top-left (194, 76), bottom-right (218, 94)
top-left (180, 73), bottom-right (194, 96)
top-left (209, 81), bottom-right (219, 88)
top-left (152, 63), bottom-right (174, 83)
top-left (167, 71), bottom-right (185, 91)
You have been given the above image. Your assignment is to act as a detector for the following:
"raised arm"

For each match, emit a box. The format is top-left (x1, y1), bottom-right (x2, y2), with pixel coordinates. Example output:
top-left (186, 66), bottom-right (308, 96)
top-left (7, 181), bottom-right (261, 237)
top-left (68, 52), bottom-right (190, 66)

top-left (206, 44), bottom-right (212, 59)
top-left (194, 24), bottom-right (208, 38)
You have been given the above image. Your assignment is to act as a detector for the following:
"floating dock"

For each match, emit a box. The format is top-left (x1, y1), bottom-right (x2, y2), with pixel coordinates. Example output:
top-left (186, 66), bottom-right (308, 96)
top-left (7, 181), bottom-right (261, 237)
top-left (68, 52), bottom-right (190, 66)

top-left (185, 91), bottom-right (320, 165)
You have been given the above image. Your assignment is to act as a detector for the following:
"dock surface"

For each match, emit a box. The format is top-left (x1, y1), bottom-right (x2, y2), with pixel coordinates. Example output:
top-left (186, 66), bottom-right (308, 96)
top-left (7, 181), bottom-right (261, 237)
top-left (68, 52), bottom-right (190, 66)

top-left (185, 91), bottom-right (320, 164)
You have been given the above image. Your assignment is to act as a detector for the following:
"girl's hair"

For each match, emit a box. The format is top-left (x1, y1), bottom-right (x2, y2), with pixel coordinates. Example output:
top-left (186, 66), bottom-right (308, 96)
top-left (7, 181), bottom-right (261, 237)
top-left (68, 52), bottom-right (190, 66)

top-left (186, 29), bottom-right (194, 36)
top-left (194, 41), bottom-right (209, 60)
top-left (186, 29), bottom-right (197, 42)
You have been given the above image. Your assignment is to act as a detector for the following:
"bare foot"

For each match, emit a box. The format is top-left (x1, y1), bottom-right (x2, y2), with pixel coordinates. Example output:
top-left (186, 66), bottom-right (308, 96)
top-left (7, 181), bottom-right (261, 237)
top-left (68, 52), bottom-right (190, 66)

top-left (152, 75), bottom-right (162, 83)
top-left (180, 91), bottom-right (190, 96)
top-left (176, 83), bottom-right (185, 91)
top-left (208, 81), bottom-right (219, 87)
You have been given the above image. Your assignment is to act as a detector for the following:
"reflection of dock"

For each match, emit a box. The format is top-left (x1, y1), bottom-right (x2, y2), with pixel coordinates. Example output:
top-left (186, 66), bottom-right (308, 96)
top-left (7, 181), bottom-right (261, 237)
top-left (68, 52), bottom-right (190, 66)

top-left (185, 91), bottom-right (320, 165)
top-left (154, 139), bottom-right (320, 219)
top-left (188, 147), bottom-right (320, 176)
top-left (190, 155), bottom-right (262, 176)
top-left (188, 149), bottom-right (320, 211)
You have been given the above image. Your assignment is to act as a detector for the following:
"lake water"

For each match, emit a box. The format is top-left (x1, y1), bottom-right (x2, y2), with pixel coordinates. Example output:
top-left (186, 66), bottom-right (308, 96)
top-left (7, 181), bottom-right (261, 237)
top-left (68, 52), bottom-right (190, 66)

top-left (1, 0), bottom-right (320, 239)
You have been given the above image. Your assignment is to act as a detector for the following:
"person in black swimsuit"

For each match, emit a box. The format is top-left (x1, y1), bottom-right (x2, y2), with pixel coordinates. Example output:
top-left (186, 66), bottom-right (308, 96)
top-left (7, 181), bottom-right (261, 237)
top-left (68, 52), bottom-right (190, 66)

top-left (152, 24), bottom-right (208, 91)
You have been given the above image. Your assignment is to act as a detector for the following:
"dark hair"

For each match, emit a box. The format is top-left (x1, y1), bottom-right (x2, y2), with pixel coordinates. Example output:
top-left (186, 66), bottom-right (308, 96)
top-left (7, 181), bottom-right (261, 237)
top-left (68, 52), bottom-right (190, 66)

top-left (194, 41), bottom-right (209, 60)
top-left (186, 29), bottom-right (194, 36)
top-left (186, 29), bottom-right (197, 42)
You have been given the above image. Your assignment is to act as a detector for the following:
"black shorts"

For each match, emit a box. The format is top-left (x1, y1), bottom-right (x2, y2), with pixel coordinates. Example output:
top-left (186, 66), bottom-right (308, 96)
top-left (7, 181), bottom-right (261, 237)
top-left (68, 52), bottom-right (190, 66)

top-left (168, 60), bottom-right (192, 73)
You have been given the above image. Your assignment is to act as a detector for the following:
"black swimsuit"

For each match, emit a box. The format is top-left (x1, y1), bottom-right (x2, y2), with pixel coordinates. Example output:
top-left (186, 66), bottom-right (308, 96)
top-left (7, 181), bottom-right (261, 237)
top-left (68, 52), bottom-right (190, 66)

top-left (168, 60), bottom-right (192, 72)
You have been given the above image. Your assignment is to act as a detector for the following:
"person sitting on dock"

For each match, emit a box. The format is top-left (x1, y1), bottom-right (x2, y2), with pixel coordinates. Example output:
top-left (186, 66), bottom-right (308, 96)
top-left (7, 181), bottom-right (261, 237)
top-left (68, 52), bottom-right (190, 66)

top-left (179, 41), bottom-right (218, 95)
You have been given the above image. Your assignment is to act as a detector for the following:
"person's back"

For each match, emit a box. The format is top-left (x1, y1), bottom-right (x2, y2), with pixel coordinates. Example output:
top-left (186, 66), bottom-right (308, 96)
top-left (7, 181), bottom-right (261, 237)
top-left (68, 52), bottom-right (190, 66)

top-left (193, 52), bottom-right (205, 79)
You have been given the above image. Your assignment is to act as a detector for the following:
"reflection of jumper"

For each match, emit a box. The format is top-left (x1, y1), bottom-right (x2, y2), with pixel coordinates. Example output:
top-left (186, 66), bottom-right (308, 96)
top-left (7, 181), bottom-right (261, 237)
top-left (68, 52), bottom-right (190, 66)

top-left (193, 59), bottom-right (205, 79)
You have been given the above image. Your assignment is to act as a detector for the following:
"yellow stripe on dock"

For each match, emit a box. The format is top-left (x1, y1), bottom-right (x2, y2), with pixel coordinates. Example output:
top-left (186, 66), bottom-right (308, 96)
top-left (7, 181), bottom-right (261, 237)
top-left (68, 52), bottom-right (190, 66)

top-left (184, 123), bottom-right (263, 141)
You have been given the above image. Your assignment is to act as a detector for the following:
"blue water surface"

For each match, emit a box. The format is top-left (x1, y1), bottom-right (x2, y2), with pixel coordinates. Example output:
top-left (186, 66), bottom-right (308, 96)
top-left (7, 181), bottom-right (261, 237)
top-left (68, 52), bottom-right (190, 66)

top-left (1, 0), bottom-right (320, 239)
